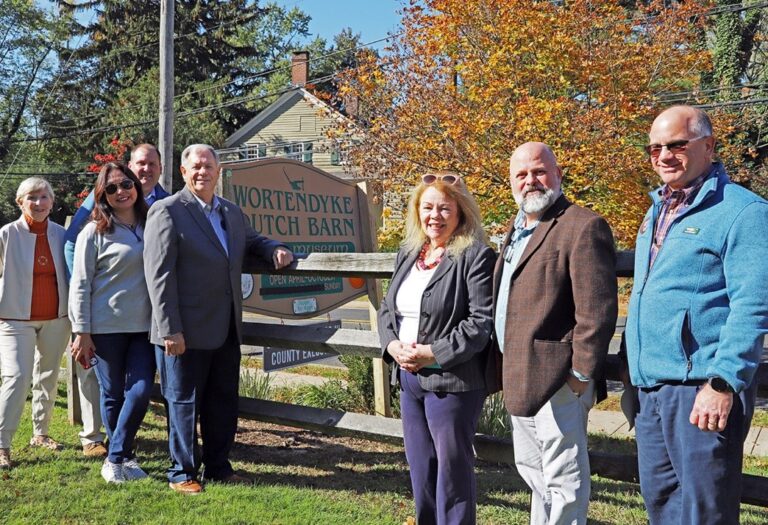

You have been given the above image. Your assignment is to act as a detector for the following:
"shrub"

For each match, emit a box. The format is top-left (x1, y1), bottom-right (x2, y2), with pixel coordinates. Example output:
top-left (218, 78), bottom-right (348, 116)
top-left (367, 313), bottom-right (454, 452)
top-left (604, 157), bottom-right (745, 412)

top-left (239, 370), bottom-right (273, 400)
top-left (477, 392), bottom-right (512, 439)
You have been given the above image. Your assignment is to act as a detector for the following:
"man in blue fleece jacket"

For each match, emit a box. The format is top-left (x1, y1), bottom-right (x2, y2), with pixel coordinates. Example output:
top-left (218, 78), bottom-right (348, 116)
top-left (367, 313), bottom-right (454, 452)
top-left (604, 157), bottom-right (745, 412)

top-left (625, 105), bottom-right (768, 525)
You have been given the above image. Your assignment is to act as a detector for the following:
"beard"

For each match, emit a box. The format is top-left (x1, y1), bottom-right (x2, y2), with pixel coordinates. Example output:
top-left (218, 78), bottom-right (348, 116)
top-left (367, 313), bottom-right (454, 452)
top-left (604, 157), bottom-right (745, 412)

top-left (513, 186), bottom-right (558, 215)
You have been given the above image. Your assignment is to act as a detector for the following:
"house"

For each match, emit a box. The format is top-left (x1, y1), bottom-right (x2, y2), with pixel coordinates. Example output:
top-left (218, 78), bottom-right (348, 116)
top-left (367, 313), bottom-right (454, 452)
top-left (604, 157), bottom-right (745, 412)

top-left (219, 51), bottom-right (361, 179)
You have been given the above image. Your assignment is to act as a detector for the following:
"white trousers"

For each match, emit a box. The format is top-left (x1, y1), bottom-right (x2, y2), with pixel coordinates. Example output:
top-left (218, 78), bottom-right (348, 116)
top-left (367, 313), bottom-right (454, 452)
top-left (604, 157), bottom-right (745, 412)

top-left (74, 360), bottom-right (105, 445)
top-left (0, 318), bottom-right (71, 448)
top-left (510, 382), bottom-right (594, 525)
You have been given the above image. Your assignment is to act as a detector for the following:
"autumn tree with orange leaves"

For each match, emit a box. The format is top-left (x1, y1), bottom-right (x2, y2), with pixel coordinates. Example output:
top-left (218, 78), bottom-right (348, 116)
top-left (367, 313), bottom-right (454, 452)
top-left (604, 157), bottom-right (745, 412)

top-left (337, 0), bottom-right (713, 246)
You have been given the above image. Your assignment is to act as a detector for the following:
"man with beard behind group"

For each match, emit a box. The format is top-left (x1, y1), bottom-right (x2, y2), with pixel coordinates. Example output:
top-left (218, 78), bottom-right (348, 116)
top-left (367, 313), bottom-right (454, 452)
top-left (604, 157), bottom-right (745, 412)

top-left (493, 142), bottom-right (618, 524)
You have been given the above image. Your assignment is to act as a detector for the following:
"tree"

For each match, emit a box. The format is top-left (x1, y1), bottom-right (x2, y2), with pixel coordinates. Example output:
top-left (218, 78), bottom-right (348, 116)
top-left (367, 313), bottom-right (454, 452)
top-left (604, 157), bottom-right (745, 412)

top-left (0, 1), bottom-right (64, 163)
top-left (337, 0), bottom-right (711, 245)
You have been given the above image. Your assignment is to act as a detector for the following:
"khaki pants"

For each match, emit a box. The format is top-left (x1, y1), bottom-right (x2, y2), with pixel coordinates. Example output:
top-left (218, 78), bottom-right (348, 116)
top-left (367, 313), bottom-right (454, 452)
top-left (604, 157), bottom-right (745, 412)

top-left (74, 357), bottom-right (105, 445)
top-left (510, 381), bottom-right (595, 525)
top-left (0, 317), bottom-right (71, 448)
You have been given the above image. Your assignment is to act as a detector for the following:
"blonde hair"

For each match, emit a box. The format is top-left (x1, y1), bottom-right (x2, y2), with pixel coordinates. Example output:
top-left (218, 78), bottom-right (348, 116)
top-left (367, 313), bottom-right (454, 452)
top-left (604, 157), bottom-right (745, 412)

top-left (15, 177), bottom-right (54, 207)
top-left (401, 173), bottom-right (488, 256)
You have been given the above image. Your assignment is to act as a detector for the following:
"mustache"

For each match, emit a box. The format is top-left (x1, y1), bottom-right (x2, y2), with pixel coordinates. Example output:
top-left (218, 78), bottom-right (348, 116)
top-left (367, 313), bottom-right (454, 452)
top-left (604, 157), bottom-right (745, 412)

top-left (523, 185), bottom-right (546, 197)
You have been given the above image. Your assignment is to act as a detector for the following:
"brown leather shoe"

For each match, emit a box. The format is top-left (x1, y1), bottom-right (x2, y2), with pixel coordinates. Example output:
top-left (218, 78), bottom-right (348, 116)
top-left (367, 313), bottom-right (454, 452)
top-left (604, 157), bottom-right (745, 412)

top-left (83, 442), bottom-right (108, 457)
top-left (215, 472), bottom-right (252, 485)
top-left (169, 479), bottom-right (203, 494)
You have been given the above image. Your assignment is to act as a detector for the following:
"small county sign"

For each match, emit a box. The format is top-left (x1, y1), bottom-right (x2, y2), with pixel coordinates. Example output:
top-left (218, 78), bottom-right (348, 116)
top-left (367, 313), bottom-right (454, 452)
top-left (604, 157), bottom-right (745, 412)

top-left (263, 321), bottom-right (341, 372)
top-left (222, 158), bottom-right (374, 319)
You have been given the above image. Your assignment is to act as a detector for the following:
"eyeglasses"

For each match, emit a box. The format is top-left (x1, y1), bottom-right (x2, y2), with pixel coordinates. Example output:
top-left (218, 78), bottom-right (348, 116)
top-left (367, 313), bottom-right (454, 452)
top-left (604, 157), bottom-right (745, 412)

top-left (422, 173), bottom-right (460, 185)
top-left (644, 136), bottom-right (709, 158)
top-left (105, 179), bottom-right (136, 195)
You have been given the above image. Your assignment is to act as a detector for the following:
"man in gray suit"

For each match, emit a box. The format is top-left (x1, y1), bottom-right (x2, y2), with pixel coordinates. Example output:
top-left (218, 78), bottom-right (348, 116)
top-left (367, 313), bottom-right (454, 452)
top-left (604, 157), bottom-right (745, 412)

top-left (144, 144), bottom-right (293, 494)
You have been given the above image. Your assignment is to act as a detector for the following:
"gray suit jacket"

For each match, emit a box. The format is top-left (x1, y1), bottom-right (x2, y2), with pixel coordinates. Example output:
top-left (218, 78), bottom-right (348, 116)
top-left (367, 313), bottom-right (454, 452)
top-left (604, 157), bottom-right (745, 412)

top-left (144, 187), bottom-right (283, 349)
top-left (378, 240), bottom-right (495, 392)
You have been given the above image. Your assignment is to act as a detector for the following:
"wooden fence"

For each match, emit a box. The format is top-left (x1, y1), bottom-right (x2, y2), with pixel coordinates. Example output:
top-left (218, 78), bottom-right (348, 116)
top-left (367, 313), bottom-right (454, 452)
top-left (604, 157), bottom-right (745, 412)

top-left (235, 251), bottom-right (768, 508)
top-left (67, 250), bottom-right (768, 507)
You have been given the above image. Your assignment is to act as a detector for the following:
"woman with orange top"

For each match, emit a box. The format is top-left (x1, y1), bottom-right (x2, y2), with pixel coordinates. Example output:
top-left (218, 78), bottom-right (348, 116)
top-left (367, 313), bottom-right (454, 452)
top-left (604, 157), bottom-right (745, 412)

top-left (0, 177), bottom-right (71, 469)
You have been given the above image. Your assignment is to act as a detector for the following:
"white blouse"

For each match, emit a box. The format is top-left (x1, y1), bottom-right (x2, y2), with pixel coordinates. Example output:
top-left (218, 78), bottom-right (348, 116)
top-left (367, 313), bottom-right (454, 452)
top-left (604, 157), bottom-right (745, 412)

top-left (395, 263), bottom-right (437, 344)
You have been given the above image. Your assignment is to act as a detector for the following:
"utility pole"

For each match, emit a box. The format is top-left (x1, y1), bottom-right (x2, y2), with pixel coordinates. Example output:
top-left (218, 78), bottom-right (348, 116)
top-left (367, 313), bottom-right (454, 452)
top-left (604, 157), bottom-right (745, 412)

top-left (158, 0), bottom-right (174, 191)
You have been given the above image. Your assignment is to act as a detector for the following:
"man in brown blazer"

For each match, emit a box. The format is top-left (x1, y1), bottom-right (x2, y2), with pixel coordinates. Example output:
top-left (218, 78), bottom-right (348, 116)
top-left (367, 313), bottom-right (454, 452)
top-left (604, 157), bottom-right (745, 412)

top-left (494, 142), bottom-right (617, 525)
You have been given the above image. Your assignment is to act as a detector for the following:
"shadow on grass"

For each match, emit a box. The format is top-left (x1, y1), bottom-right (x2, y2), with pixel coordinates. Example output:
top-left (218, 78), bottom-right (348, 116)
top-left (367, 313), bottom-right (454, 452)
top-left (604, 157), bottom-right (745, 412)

top-left (138, 403), bottom-right (535, 512)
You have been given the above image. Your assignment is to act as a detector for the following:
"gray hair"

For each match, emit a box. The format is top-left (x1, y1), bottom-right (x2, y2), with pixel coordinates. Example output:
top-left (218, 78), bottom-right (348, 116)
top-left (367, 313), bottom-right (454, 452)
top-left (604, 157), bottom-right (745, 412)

top-left (664, 105), bottom-right (713, 137)
top-left (690, 108), bottom-right (713, 137)
top-left (181, 144), bottom-right (220, 166)
top-left (16, 177), bottom-right (54, 206)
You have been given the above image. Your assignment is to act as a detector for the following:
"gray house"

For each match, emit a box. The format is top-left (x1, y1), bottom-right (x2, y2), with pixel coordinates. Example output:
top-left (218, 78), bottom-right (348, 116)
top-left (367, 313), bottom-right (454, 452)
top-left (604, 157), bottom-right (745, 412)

top-left (220, 51), bottom-right (362, 179)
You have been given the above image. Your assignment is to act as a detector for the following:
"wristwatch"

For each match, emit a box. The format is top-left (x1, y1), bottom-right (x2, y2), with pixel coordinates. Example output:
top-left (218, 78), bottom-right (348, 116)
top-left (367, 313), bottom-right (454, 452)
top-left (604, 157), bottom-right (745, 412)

top-left (708, 376), bottom-right (734, 393)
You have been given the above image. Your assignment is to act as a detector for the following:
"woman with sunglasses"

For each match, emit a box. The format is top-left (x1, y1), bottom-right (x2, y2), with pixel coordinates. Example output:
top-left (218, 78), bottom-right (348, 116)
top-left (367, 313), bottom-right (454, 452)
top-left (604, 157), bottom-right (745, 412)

top-left (69, 162), bottom-right (154, 483)
top-left (378, 171), bottom-right (496, 524)
top-left (0, 177), bottom-right (71, 469)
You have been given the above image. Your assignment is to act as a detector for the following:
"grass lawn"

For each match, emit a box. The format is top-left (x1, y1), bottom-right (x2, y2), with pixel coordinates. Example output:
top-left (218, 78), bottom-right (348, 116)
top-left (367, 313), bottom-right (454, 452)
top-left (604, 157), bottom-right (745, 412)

top-left (2, 385), bottom-right (768, 524)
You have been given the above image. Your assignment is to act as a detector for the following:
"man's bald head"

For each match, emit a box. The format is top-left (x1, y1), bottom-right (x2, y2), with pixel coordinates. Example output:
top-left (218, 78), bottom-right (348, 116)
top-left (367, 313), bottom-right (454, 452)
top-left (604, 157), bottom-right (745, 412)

top-left (510, 142), bottom-right (559, 168)
top-left (508, 142), bottom-right (563, 223)
top-left (649, 105), bottom-right (715, 189)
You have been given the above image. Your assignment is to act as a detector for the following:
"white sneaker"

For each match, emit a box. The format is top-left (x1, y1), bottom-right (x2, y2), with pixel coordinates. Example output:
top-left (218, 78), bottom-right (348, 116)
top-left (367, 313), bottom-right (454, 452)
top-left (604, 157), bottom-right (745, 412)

top-left (101, 460), bottom-right (126, 484)
top-left (122, 458), bottom-right (148, 480)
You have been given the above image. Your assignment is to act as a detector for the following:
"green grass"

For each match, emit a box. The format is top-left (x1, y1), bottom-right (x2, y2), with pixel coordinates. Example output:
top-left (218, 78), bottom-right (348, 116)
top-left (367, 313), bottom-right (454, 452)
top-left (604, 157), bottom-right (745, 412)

top-left (2, 385), bottom-right (768, 524)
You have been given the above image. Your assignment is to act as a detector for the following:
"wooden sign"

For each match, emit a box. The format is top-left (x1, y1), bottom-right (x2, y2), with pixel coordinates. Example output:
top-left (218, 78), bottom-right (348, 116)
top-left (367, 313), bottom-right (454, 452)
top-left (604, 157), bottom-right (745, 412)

top-left (222, 158), bottom-right (374, 318)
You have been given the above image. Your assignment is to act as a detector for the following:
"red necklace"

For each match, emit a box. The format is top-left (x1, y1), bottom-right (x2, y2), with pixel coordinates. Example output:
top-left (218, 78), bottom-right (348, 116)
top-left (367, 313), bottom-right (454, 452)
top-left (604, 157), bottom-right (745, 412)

top-left (416, 242), bottom-right (444, 271)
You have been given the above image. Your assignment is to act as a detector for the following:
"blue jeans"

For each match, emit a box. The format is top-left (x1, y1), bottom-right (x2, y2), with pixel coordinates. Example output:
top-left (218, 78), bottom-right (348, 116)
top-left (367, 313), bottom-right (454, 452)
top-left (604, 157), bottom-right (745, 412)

top-left (636, 382), bottom-right (755, 525)
top-left (156, 327), bottom-right (241, 483)
top-left (91, 332), bottom-right (155, 464)
top-left (399, 369), bottom-right (486, 525)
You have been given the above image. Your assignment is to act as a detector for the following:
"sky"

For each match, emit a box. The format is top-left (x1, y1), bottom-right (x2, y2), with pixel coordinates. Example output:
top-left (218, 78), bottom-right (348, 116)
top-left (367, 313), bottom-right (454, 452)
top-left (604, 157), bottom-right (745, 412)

top-left (270, 0), bottom-right (405, 51)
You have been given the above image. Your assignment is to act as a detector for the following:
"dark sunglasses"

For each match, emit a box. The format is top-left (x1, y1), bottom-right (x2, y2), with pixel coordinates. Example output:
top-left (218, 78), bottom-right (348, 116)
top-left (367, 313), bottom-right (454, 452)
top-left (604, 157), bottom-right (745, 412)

top-left (105, 179), bottom-right (136, 195)
top-left (644, 136), bottom-right (709, 158)
top-left (422, 173), bottom-right (460, 185)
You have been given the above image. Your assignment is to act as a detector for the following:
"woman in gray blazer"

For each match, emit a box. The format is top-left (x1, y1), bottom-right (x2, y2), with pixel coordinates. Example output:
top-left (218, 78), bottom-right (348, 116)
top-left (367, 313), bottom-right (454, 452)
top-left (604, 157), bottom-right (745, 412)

top-left (378, 172), bottom-right (495, 525)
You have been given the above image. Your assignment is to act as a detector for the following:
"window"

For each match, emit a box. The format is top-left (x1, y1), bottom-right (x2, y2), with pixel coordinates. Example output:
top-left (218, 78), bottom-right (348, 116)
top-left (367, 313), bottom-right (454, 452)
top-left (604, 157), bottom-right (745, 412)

top-left (284, 142), bottom-right (313, 163)
top-left (244, 143), bottom-right (266, 160)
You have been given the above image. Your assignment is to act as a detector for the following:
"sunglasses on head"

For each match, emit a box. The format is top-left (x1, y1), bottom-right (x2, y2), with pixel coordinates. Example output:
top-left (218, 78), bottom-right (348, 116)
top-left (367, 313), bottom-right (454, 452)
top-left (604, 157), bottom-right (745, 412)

top-left (422, 173), bottom-right (460, 185)
top-left (644, 136), bottom-right (709, 158)
top-left (105, 179), bottom-right (136, 195)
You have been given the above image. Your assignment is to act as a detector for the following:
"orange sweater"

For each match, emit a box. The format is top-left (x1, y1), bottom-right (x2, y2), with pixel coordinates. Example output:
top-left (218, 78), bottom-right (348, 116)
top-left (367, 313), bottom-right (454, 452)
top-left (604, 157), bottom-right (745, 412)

top-left (26, 215), bottom-right (59, 321)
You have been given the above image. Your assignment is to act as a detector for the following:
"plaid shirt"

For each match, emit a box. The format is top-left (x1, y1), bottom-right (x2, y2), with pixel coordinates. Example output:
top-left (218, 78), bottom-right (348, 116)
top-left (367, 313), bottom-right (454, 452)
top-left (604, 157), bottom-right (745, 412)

top-left (649, 168), bottom-right (712, 268)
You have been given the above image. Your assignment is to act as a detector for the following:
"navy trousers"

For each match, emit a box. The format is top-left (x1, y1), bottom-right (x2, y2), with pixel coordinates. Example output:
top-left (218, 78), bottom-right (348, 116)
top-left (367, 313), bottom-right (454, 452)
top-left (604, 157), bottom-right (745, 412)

top-left (156, 327), bottom-right (241, 483)
top-left (635, 382), bottom-right (755, 525)
top-left (91, 332), bottom-right (155, 464)
top-left (399, 369), bottom-right (486, 525)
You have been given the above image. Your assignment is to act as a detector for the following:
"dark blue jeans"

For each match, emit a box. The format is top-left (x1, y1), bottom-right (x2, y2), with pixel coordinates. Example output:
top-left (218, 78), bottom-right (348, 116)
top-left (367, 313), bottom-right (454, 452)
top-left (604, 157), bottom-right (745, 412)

top-left (91, 332), bottom-right (155, 464)
top-left (636, 382), bottom-right (755, 525)
top-left (399, 369), bottom-right (486, 525)
top-left (156, 328), bottom-right (240, 483)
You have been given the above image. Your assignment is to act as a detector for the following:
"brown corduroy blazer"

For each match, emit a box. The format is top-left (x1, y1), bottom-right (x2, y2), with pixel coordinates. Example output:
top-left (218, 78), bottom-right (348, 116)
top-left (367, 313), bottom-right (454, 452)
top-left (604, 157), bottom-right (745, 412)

top-left (492, 195), bottom-right (618, 417)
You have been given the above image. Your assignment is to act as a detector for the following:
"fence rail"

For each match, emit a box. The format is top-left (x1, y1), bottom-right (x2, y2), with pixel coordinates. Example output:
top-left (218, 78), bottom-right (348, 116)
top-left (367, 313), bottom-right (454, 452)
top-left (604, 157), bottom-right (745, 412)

top-left (235, 250), bottom-right (768, 508)
top-left (70, 249), bottom-right (768, 507)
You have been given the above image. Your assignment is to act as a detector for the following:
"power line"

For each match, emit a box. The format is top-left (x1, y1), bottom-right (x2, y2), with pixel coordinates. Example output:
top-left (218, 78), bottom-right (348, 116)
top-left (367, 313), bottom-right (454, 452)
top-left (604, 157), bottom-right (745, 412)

top-left (43, 32), bottom-right (399, 129)
top-left (0, 10), bottom-right (98, 188)
top-left (694, 97), bottom-right (768, 109)
top-left (10, 72), bottom-right (339, 144)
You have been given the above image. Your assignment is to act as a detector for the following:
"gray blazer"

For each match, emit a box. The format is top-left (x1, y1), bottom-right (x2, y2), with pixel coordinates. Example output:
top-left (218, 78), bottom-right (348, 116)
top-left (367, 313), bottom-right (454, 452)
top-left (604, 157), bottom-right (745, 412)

top-left (378, 240), bottom-right (495, 392)
top-left (144, 187), bottom-right (283, 349)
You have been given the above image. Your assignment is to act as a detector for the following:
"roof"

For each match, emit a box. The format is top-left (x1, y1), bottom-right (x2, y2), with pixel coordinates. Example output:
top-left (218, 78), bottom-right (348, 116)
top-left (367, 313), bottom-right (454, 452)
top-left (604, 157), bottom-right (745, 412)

top-left (224, 87), bottom-right (355, 148)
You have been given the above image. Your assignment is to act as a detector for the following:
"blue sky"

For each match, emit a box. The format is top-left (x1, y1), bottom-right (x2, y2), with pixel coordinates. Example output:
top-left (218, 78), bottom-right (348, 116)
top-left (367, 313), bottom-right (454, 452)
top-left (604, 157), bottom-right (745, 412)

top-left (270, 0), bottom-right (405, 50)
top-left (39, 1), bottom-right (405, 51)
